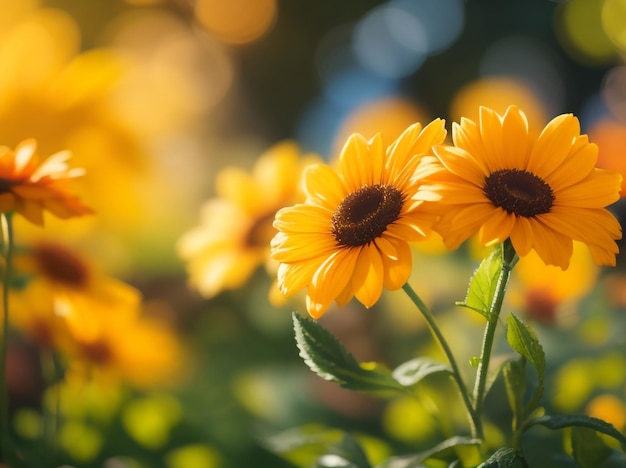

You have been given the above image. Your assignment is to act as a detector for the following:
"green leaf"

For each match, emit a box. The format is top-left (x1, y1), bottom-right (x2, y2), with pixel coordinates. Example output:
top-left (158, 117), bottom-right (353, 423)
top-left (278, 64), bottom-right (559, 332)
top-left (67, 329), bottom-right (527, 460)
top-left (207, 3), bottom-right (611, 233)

top-left (392, 357), bottom-right (451, 387)
top-left (506, 314), bottom-right (545, 412)
top-left (502, 358), bottom-right (526, 430)
top-left (571, 427), bottom-right (613, 468)
top-left (456, 244), bottom-right (504, 319)
top-left (378, 436), bottom-right (482, 467)
top-left (477, 448), bottom-right (528, 467)
top-left (528, 414), bottom-right (626, 449)
top-left (293, 312), bottom-right (404, 393)
top-left (315, 434), bottom-right (372, 468)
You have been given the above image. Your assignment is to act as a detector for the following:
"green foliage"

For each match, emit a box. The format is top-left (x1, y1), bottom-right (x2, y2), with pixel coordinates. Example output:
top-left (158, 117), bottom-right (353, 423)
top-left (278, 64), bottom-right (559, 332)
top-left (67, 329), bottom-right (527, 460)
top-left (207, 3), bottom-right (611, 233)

top-left (505, 314), bottom-right (545, 414)
top-left (477, 448), bottom-right (528, 467)
top-left (265, 425), bottom-right (382, 468)
top-left (456, 244), bottom-right (504, 320)
top-left (571, 427), bottom-right (613, 468)
top-left (528, 414), bottom-right (626, 449)
top-left (315, 435), bottom-right (373, 468)
top-left (502, 358), bottom-right (526, 431)
top-left (293, 312), bottom-right (451, 395)
top-left (391, 358), bottom-right (452, 387)
top-left (293, 312), bottom-right (404, 393)
top-left (379, 436), bottom-right (482, 468)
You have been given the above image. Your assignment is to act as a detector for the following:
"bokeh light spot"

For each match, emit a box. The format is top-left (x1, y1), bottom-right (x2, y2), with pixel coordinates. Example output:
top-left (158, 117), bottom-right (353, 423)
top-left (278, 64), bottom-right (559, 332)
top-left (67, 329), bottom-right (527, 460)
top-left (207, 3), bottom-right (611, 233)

top-left (194, 0), bottom-right (277, 45)
top-left (332, 97), bottom-right (430, 154)
top-left (353, 5), bottom-right (428, 78)
top-left (450, 77), bottom-right (548, 133)
top-left (165, 444), bottom-right (222, 468)
top-left (555, 0), bottom-right (616, 66)
top-left (589, 118), bottom-right (626, 196)
top-left (479, 35), bottom-right (565, 116)
top-left (392, 0), bottom-right (464, 54)
top-left (601, 65), bottom-right (626, 121)
top-left (602, 0), bottom-right (626, 53)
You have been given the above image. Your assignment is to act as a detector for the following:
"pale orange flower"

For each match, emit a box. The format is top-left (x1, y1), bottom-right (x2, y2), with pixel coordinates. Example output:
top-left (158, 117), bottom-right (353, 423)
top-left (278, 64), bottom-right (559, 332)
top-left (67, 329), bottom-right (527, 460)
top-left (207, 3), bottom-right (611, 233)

top-left (0, 139), bottom-right (92, 225)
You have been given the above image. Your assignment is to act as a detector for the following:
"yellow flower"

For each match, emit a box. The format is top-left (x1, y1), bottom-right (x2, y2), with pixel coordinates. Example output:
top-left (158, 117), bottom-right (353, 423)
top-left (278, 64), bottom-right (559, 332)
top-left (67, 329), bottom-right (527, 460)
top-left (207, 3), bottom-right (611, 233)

top-left (418, 106), bottom-right (622, 269)
top-left (509, 241), bottom-right (598, 325)
top-left (177, 141), bottom-right (319, 298)
top-left (0, 139), bottom-right (91, 225)
top-left (12, 241), bottom-right (141, 344)
top-left (271, 120), bottom-right (447, 318)
top-left (65, 310), bottom-right (185, 390)
top-left (11, 241), bottom-right (184, 389)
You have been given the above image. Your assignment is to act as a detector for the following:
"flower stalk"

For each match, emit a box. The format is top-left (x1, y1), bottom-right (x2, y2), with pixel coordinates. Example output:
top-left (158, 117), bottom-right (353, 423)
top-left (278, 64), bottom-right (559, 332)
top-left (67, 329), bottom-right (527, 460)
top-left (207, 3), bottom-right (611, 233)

top-left (402, 282), bottom-right (481, 439)
top-left (472, 239), bottom-right (518, 427)
top-left (0, 212), bottom-right (14, 461)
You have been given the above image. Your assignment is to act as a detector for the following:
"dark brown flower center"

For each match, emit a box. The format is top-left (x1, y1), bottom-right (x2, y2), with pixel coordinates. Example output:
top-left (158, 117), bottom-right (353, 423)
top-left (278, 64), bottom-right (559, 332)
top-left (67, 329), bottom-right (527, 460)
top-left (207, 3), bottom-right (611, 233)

top-left (0, 178), bottom-right (21, 194)
top-left (81, 340), bottom-right (112, 365)
top-left (32, 243), bottom-right (89, 288)
top-left (332, 184), bottom-right (404, 247)
top-left (244, 211), bottom-right (277, 249)
top-left (483, 169), bottom-right (554, 217)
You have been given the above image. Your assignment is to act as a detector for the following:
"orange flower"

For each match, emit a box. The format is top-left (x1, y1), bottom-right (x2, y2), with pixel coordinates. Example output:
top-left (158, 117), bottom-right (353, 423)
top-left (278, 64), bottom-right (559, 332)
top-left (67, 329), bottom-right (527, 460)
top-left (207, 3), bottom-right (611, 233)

top-left (0, 139), bottom-right (92, 225)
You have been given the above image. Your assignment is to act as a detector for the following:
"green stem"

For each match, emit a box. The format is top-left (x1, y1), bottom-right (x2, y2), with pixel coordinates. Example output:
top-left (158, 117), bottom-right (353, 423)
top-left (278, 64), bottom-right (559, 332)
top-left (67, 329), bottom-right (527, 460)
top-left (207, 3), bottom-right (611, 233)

top-left (0, 213), bottom-right (13, 462)
top-left (472, 240), bottom-right (517, 424)
top-left (402, 282), bottom-right (481, 439)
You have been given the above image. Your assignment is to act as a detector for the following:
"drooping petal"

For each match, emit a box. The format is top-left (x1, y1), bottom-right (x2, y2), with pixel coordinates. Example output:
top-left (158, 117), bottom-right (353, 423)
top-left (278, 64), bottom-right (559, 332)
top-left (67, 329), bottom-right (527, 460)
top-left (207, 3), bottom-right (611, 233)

top-left (308, 248), bottom-right (360, 318)
top-left (351, 244), bottom-right (385, 308)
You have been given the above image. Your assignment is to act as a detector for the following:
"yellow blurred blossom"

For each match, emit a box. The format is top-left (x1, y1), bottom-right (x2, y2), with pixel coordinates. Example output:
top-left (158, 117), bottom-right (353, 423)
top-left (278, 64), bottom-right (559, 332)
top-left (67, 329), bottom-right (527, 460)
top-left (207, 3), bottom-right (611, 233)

top-left (11, 241), bottom-right (184, 389)
top-left (178, 141), bottom-right (320, 299)
top-left (510, 241), bottom-right (598, 325)
top-left (0, 2), bottom-right (218, 272)
top-left (13, 241), bottom-right (141, 343)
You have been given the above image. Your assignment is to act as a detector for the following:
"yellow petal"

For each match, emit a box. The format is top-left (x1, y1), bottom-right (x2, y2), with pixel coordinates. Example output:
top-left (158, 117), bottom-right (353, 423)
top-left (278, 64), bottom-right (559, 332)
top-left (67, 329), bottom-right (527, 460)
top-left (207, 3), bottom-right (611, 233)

top-left (351, 244), bottom-right (384, 308)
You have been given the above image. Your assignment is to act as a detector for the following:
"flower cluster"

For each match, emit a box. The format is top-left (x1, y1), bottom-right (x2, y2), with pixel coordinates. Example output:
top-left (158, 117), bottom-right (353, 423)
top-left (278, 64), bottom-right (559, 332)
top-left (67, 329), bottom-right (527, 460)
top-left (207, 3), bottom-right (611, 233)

top-left (271, 106), bottom-right (622, 318)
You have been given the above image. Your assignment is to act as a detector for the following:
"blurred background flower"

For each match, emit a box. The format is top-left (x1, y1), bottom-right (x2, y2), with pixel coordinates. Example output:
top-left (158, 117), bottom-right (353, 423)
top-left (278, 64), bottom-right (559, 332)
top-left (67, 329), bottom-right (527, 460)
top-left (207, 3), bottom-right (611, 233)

top-left (2, 0), bottom-right (625, 467)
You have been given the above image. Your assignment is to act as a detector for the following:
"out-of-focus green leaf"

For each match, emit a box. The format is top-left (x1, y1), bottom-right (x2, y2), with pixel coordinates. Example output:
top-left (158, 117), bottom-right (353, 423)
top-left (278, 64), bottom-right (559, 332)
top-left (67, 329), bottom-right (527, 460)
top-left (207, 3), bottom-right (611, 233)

top-left (571, 427), bottom-right (613, 468)
top-left (477, 447), bottom-right (528, 467)
top-left (456, 244), bottom-right (503, 319)
top-left (392, 357), bottom-right (451, 387)
top-left (264, 425), bottom-right (350, 467)
top-left (265, 426), bottom-right (375, 468)
top-left (378, 436), bottom-right (481, 467)
top-left (506, 314), bottom-right (545, 413)
top-left (292, 313), bottom-right (404, 393)
top-left (528, 414), bottom-right (626, 449)
top-left (315, 434), bottom-right (372, 468)
top-left (502, 358), bottom-right (526, 430)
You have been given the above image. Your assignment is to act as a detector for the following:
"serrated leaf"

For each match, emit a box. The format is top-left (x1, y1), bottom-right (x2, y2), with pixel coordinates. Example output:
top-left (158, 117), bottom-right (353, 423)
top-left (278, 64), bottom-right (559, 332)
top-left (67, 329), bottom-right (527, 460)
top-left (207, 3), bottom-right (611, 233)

top-left (379, 436), bottom-right (482, 468)
top-left (502, 358), bottom-right (526, 430)
top-left (571, 427), bottom-right (613, 468)
top-left (529, 414), bottom-right (626, 449)
top-left (506, 314), bottom-right (545, 412)
top-left (456, 244), bottom-right (503, 319)
top-left (392, 358), bottom-right (452, 387)
top-left (293, 313), bottom-right (404, 393)
top-left (477, 448), bottom-right (528, 467)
